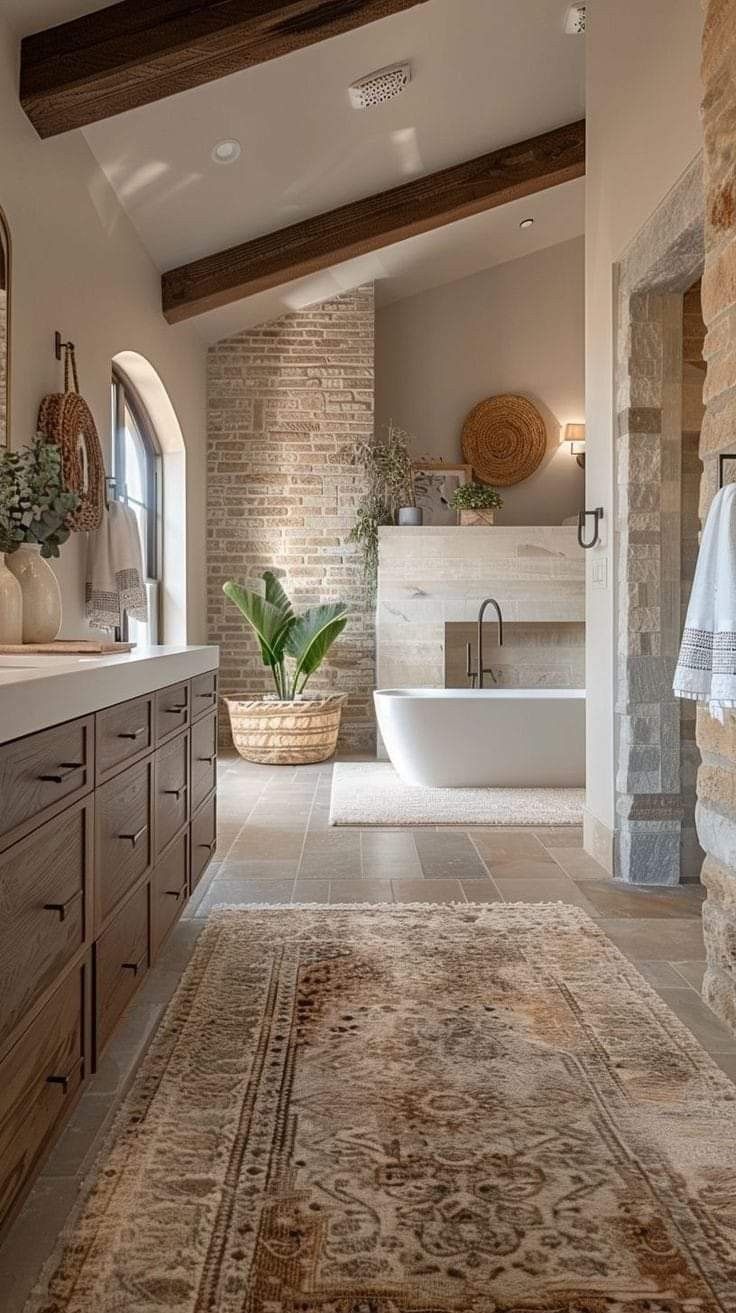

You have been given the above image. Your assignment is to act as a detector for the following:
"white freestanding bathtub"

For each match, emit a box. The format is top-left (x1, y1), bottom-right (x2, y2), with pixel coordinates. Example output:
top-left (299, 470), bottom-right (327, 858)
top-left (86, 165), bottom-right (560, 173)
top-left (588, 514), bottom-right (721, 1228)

top-left (374, 688), bottom-right (586, 788)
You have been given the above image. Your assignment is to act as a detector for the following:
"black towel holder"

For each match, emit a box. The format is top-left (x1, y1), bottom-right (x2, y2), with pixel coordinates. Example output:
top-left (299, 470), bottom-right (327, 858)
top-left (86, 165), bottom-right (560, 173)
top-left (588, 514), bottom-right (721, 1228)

top-left (578, 507), bottom-right (604, 550)
top-left (718, 454), bottom-right (736, 488)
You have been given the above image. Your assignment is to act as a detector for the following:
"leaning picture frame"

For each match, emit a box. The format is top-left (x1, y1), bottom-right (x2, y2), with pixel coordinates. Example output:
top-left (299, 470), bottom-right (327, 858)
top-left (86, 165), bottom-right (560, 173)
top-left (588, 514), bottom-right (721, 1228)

top-left (413, 462), bottom-right (473, 526)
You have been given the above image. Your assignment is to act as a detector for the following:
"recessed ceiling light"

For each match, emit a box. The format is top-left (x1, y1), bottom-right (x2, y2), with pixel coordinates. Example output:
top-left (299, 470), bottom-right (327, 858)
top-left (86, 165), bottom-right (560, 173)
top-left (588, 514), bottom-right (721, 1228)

top-left (519, 218), bottom-right (535, 229)
top-left (211, 139), bottom-right (241, 164)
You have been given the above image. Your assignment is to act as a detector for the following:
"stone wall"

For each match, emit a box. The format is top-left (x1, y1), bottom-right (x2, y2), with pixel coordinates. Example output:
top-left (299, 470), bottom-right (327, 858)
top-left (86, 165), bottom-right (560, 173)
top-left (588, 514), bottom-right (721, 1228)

top-left (613, 157), bottom-right (704, 886)
top-left (681, 283), bottom-right (706, 877)
top-left (207, 285), bottom-right (376, 753)
top-left (698, 0), bottom-right (736, 1027)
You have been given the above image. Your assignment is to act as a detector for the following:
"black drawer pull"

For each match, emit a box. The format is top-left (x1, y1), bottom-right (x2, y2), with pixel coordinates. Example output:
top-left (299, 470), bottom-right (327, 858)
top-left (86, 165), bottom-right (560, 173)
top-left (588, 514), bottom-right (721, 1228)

top-left (46, 1058), bottom-right (83, 1095)
top-left (196, 691), bottom-right (215, 700)
top-left (43, 889), bottom-right (82, 923)
top-left (197, 839), bottom-right (216, 854)
top-left (38, 761), bottom-right (83, 784)
top-left (197, 754), bottom-right (216, 764)
top-left (118, 824), bottom-right (148, 847)
top-left (163, 784), bottom-right (188, 800)
top-left (164, 885), bottom-right (186, 901)
top-left (164, 704), bottom-right (188, 714)
top-left (117, 726), bottom-right (147, 741)
top-left (121, 953), bottom-right (147, 976)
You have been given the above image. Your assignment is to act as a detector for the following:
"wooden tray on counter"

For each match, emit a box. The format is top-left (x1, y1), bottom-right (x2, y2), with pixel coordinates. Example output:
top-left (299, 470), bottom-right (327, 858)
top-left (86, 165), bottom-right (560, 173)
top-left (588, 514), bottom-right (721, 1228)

top-left (0, 640), bottom-right (136, 655)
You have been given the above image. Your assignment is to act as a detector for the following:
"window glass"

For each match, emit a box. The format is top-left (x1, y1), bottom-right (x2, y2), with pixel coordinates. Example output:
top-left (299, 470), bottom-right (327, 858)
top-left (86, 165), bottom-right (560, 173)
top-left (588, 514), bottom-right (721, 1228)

top-left (111, 373), bottom-right (162, 640)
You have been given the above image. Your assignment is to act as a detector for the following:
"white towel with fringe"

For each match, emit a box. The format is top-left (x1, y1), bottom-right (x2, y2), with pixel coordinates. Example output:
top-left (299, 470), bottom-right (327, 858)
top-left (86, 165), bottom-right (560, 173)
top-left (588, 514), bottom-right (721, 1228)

top-left (673, 482), bottom-right (736, 723)
top-left (85, 500), bottom-right (148, 631)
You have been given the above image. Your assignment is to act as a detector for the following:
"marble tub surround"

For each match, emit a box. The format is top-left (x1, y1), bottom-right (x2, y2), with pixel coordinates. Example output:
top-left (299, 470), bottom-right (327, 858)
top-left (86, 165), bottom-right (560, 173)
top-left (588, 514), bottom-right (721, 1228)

top-left (376, 525), bottom-right (584, 692)
top-left (445, 620), bottom-right (584, 689)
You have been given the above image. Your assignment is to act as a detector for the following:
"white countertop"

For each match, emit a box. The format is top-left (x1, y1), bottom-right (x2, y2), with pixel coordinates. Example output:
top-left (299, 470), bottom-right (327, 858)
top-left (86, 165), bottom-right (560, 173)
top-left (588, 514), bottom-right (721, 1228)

top-left (0, 644), bottom-right (219, 745)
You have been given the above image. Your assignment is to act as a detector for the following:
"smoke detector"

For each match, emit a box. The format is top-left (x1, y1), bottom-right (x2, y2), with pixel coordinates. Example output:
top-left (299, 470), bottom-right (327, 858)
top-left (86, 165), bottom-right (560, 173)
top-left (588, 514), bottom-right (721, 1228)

top-left (348, 62), bottom-right (411, 110)
top-left (564, 3), bottom-right (586, 34)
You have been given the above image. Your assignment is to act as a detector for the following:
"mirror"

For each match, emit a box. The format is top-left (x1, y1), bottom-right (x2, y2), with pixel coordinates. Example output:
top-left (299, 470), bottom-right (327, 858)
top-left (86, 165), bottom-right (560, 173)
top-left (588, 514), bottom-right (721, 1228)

top-left (0, 208), bottom-right (9, 448)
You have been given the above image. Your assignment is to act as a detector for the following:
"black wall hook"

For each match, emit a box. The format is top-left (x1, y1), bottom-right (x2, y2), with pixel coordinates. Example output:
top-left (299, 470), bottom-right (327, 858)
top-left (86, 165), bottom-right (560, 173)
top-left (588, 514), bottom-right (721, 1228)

top-left (54, 330), bottom-right (74, 360)
top-left (578, 507), bottom-right (604, 549)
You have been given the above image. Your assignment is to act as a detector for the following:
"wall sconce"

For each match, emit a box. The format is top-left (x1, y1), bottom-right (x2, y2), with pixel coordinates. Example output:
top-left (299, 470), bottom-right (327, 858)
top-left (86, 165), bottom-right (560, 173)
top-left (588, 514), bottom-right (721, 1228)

top-left (564, 423), bottom-right (586, 468)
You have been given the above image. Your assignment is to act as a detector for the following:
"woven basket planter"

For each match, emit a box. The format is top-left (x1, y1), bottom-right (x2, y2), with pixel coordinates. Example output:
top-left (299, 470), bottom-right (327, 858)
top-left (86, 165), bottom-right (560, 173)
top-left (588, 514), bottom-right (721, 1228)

top-left (225, 694), bottom-right (346, 765)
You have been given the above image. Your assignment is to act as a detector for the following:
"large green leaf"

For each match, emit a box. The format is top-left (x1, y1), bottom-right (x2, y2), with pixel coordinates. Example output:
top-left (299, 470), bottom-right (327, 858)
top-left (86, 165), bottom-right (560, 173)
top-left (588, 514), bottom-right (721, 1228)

top-left (223, 580), bottom-right (294, 670)
top-left (285, 603), bottom-right (349, 693)
top-left (262, 570), bottom-right (294, 622)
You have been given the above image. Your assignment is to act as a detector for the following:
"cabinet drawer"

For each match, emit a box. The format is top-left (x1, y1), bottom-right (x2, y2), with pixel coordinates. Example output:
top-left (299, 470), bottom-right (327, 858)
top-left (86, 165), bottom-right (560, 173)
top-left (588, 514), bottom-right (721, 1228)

top-left (95, 759), bottom-right (152, 928)
top-left (191, 793), bottom-right (217, 891)
top-left (0, 968), bottom-right (84, 1230)
top-left (155, 731), bottom-right (189, 856)
top-left (191, 712), bottom-right (217, 814)
top-left (191, 670), bottom-right (218, 721)
top-left (155, 681), bottom-right (190, 745)
top-left (0, 799), bottom-right (91, 1055)
top-left (95, 885), bottom-right (148, 1056)
top-left (151, 833), bottom-right (188, 959)
top-left (95, 694), bottom-right (153, 784)
top-left (0, 716), bottom-right (94, 853)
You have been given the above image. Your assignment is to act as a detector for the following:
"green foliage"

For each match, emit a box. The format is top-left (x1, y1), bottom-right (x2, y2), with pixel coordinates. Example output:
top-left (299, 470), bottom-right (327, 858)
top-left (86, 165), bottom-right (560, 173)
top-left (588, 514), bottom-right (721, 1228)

top-left (348, 494), bottom-right (392, 603)
top-left (346, 421), bottom-right (427, 597)
top-left (0, 435), bottom-right (80, 558)
top-left (223, 571), bottom-right (348, 701)
top-left (450, 480), bottom-right (504, 511)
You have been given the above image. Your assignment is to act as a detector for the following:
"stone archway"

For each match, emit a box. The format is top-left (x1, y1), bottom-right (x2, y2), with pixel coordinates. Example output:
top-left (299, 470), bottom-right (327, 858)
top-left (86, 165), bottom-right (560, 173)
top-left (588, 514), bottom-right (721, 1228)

top-left (614, 156), bottom-right (705, 885)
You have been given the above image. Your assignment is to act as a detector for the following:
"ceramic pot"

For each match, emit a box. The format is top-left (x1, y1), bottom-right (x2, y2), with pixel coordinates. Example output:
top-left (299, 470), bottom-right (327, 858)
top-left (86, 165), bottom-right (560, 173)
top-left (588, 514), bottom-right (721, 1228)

top-left (0, 553), bottom-right (23, 643)
top-left (459, 509), bottom-right (495, 526)
top-left (6, 545), bottom-right (62, 642)
top-left (398, 507), bottom-right (423, 526)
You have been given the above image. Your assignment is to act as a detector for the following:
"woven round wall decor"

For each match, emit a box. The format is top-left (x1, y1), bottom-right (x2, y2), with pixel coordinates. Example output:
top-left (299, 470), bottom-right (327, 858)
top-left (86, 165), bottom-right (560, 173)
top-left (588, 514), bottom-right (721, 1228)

top-left (461, 394), bottom-right (547, 487)
top-left (37, 391), bottom-right (105, 531)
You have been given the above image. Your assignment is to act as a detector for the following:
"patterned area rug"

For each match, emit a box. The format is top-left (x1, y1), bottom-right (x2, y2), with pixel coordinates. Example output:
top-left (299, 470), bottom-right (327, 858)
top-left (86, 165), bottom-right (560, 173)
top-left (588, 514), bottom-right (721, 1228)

top-left (28, 904), bottom-right (736, 1313)
top-left (330, 760), bottom-right (584, 825)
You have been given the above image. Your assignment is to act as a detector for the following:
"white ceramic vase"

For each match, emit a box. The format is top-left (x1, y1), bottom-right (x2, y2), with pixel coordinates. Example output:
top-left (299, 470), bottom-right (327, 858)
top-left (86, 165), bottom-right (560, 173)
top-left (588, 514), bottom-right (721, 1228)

top-left (0, 553), bottom-right (23, 643)
top-left (6, 545), bottom-right (62, 642)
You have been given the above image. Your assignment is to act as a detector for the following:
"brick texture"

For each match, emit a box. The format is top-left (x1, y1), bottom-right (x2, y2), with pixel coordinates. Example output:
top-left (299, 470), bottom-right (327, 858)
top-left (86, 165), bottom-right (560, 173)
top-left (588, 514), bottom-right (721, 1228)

top-left (207, 284), bottom-right (376, 752)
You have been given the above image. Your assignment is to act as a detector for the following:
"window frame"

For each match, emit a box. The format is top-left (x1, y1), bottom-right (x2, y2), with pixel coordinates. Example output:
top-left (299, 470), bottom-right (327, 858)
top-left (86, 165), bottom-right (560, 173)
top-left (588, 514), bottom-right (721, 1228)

top-left (110, 366), bottom-right (163, 637)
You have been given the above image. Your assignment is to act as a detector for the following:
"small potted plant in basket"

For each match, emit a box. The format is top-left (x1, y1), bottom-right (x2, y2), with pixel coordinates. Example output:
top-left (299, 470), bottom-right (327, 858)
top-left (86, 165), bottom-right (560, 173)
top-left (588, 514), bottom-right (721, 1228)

top-left (451, 480), bottom-right (504, 526)
top-left (222, 571), bottom-right (349, 766)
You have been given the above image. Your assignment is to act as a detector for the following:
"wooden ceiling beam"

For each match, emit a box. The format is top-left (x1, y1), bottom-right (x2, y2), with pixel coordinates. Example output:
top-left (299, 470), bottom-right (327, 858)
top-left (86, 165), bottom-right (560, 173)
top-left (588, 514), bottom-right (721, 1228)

top-left (21, 0), bottom-right (428, 138)
top-left (161, 119), bottom-right (586, 324)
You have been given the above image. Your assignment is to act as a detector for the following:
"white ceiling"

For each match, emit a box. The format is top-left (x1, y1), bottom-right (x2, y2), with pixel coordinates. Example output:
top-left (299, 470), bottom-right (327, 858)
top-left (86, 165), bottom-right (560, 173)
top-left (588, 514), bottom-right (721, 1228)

top-left (9, 0), bottom-right (585, 341)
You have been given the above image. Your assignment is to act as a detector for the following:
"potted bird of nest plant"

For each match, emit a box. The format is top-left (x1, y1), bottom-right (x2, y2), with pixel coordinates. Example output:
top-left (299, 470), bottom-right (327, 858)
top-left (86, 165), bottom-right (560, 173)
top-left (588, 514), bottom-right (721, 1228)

top-left (223, 571), bottom-right (349, 765)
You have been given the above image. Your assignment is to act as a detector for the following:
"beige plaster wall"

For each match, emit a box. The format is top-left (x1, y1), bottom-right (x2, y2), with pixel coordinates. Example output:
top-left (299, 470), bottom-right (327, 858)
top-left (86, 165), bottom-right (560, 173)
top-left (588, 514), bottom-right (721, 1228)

top-left (375, 238), bottom-right (585, 526)
top-left (0, 16), bottom-right (208, 642)
top-left (585, 0), bottom-right (704, 863)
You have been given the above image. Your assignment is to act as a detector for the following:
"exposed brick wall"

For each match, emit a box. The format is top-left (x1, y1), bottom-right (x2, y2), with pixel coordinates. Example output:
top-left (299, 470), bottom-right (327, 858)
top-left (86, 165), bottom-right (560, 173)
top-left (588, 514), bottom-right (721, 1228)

top-left (207, 284), bottom-right (376, 753)
top-left (698, 0), bottom-right (736, 1028)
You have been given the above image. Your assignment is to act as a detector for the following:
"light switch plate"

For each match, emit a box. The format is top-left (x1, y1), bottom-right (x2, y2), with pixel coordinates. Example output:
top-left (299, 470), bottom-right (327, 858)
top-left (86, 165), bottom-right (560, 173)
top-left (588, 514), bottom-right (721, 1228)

top-left (591, 558), bottom-right (608, 589)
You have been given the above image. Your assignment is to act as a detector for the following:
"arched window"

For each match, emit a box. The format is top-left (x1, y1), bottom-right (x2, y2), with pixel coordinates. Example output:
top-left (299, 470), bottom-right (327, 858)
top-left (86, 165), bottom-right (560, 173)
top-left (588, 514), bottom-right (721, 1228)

top-left (111, 367), bottom-right (162, 641)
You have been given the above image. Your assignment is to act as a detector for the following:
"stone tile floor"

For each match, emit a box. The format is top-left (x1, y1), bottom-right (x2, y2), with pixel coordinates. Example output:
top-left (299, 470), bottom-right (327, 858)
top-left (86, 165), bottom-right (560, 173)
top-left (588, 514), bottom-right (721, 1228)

top-left (0, 752), bottom-right (731, 1311)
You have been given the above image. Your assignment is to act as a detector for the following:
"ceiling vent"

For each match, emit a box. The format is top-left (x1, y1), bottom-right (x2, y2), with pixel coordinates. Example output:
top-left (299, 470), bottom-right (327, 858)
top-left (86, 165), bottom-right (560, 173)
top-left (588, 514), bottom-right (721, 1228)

top-left (564, 3), bottom-right (586, 34)
top-left (348, 62), bottom-right (411, 110)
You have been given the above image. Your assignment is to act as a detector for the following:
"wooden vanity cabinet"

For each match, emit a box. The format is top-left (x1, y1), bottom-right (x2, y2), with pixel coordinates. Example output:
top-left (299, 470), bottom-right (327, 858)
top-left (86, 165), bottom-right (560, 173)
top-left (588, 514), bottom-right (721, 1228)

top-left (0, 666), bottom-right (218, 1234)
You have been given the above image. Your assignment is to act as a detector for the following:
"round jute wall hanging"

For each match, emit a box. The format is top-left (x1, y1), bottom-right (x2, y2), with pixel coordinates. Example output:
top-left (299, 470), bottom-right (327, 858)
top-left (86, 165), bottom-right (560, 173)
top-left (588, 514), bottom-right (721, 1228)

top-left (461, 394), bottom-right (547, 487)
top-left (37, 346), bottom-right (105, 531)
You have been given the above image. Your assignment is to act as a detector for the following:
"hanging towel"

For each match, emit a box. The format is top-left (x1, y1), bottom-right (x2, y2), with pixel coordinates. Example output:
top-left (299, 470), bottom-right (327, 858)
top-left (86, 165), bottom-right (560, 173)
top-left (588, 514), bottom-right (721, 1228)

top-left (673, 482), bottom-right (736, 722)
top-left (86, 500), bottom-right (148, 631)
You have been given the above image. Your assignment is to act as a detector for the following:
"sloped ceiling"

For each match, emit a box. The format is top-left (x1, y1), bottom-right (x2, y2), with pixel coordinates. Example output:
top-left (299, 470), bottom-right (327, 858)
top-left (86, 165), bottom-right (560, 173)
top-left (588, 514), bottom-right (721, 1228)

top-left (8, 0), bottom-right (585, 340)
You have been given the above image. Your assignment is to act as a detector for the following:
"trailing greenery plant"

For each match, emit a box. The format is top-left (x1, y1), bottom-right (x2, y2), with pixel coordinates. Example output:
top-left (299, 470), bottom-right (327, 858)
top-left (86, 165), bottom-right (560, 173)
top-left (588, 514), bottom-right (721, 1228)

top-left (223, 570), bottom-right (348, 701)
top-left (450, 480), bottom-right (504, 511)
top-left (346, 421), bottom-right (428, 598)
top-left (0, 434), bottom-right (80, 558)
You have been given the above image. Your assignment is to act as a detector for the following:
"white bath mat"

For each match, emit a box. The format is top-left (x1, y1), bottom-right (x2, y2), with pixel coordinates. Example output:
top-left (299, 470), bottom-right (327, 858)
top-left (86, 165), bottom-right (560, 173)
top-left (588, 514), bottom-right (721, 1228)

top-left (329, 762), bottom-right (585, 827)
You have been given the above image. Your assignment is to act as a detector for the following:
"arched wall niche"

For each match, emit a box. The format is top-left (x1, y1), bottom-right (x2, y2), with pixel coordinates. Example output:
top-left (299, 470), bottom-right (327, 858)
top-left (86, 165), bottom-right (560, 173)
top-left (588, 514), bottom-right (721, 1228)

top-left (112, 350), bottom-right (187, 644)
